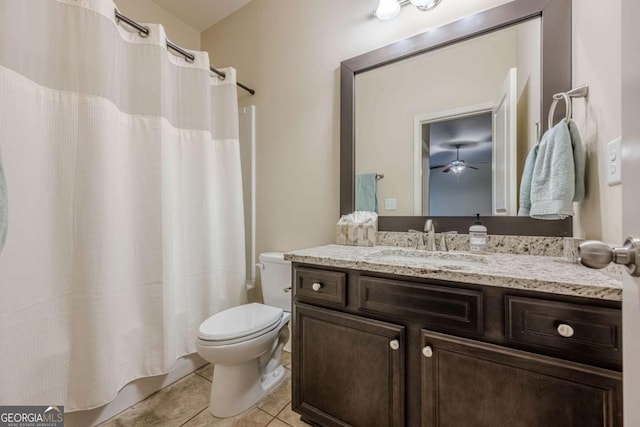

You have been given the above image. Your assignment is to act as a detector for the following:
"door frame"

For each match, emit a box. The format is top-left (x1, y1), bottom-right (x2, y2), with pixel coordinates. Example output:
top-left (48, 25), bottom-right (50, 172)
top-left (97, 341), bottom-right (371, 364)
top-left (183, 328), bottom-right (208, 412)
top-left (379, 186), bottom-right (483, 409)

top-left (621, 0), bottom-right (640, 422)
top-left (413, 102), bottom-right (494, 215)
top-left (492, 67), bottom-right (518, 216)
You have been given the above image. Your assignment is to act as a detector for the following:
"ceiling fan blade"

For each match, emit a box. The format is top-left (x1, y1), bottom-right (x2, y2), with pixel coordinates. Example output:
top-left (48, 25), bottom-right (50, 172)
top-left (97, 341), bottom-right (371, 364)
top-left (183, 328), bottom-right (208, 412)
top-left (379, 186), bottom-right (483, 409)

top-left (442, 166), bottom-right (452, 173)
top-left (467, 165), bottom-right (479, 170)
top-left (430, 164), bottom-right (449, 170)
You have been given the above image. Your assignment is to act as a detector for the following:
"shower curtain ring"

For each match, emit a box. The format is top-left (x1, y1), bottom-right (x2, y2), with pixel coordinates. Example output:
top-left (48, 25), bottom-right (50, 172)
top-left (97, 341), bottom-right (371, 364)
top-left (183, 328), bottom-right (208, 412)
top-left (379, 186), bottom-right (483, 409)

top-left (114, 8), bottom-right (150, 38)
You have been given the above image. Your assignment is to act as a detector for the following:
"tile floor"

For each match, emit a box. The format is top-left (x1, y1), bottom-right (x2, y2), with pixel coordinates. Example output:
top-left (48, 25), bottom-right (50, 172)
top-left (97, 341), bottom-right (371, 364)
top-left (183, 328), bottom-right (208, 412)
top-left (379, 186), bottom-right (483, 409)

top-left (98, 351), bottom-right (311, 427)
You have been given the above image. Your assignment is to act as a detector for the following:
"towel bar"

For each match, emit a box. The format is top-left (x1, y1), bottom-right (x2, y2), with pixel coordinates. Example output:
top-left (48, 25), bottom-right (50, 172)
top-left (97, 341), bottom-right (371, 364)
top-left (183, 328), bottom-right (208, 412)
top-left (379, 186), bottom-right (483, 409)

top-left (548, 84), bottom-right (589, 129)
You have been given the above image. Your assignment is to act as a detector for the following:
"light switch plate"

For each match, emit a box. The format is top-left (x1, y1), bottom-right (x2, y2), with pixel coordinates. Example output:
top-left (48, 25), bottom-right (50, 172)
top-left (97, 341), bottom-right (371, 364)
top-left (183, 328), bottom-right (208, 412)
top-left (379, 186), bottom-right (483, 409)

top-left (607, 137), bottom-right (622, 186)
top-left (384, 198), bottom-right (397, 210)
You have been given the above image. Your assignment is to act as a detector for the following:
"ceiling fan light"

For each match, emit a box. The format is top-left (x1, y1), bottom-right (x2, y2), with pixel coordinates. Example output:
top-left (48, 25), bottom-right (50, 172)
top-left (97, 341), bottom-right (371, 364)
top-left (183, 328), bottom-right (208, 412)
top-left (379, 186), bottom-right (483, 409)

top-left (449, 159), bottom-right (466, 174)
top-left (410, 0), bottom-right (442, 11)
top-left (375, 0), bottom-right (401, 20)
top-left (451, 164), bottom-right (465, 174)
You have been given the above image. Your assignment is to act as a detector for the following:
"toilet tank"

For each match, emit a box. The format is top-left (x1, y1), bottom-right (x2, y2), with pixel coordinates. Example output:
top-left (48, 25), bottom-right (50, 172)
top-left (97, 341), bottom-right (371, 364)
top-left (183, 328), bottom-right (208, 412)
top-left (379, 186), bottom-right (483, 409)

top-left (259, 252), bottom-right (292, 312)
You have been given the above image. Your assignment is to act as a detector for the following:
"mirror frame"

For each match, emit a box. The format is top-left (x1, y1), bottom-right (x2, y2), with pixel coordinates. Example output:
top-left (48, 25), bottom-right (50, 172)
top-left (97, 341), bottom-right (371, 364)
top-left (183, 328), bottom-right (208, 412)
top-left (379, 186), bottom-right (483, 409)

top-left (340, 0), bottom-right (572, 236)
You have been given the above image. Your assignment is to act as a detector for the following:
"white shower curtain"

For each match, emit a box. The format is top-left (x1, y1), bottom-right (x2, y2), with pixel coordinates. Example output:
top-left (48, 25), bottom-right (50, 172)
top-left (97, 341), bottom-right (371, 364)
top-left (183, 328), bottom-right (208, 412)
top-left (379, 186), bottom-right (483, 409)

top-left (0, 0), bottom-right (246, 411)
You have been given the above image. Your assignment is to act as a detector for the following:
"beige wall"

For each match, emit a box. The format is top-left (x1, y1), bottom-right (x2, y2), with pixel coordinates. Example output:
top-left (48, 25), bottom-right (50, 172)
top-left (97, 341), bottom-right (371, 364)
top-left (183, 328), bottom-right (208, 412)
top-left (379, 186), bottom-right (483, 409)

top-left (201, 0), bottom-right (621, 261)
top-left (201, 0), bottom-right (512, 259)
top-left (114, 0), bottom-right (201, 50)
top-left (355, 28), bottom-right (517, 216)
top-left (572, 0), bottom-right (622, 243)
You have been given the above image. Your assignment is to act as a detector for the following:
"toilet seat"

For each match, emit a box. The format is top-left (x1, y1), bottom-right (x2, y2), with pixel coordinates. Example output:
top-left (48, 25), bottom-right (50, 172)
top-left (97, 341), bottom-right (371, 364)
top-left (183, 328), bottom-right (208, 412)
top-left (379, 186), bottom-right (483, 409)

top-left (198, 303), bottom-right (283, 345)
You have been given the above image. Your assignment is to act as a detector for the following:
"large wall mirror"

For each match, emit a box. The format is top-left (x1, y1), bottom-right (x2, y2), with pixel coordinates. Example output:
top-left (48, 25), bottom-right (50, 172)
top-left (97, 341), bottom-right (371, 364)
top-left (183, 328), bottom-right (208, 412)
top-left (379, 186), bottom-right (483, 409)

top-left (341, 0), bottom-right (573, 236)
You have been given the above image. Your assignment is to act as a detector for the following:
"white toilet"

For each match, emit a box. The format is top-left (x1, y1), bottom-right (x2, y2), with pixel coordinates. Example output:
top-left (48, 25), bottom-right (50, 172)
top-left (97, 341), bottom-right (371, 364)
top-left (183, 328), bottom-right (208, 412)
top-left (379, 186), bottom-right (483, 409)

top-left (196, 252), bottom-right (292, 418)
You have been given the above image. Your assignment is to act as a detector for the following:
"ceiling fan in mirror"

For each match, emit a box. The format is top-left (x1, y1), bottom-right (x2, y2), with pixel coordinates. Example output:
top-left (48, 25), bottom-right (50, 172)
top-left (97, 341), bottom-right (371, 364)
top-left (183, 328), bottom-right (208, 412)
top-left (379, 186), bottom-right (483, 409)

top-left (430, 143), bottom-right (479, 174)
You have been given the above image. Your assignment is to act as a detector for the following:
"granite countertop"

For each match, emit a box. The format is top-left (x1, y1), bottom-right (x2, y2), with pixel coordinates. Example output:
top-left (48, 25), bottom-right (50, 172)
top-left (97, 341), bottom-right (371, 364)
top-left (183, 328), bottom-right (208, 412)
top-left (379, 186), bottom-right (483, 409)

top-left (284, 244), bottom-right (623, 301)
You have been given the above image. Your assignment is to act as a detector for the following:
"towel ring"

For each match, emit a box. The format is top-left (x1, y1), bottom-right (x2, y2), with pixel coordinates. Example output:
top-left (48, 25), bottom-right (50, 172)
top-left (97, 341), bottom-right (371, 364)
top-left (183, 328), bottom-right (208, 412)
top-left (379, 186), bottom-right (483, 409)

top-left (548, 92), bottom-right (572, 129)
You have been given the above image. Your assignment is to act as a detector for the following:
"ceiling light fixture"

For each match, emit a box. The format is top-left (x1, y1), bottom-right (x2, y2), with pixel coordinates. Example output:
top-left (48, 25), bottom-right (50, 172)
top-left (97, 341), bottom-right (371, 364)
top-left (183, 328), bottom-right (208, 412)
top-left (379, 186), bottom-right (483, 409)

top-left (409, 0), bottom-right (442, 12)
top-left (374, 0), bottom-right (442, 20)
top-left (374, 0), bottom-right (402, 20)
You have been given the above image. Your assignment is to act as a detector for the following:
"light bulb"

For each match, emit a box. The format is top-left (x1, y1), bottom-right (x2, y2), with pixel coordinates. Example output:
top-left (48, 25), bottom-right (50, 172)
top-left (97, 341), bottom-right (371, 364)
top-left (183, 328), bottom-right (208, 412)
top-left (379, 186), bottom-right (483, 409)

top-left (450, 160), bottom-right (465, 174)
top-left (375, 0), bottom-right (401, 20)
top-left (410, 0), bottom-right (441, 11)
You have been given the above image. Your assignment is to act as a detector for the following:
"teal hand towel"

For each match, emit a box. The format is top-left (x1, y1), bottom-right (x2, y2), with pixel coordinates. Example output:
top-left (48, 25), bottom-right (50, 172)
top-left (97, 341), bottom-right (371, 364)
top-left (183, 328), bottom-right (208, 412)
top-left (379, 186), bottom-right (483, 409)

top-left (518, 143), bottom-right (538, 216)
top-left (355, 173), bottom-right (378, 213)
top-left (529, 119), bottom-right (579, 219)
top-left (0, 148), bottom-right (7, 253)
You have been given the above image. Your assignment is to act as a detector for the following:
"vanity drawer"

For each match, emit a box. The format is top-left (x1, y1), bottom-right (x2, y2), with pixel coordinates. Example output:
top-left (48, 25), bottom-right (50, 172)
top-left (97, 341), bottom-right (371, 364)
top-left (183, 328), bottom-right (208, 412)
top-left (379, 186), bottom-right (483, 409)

top-left (357, 276), bottom-right (483, 335)
top-left (505, 296), bottom-right (622, 367)
top-left (294, 267), bottom-right (346, 306)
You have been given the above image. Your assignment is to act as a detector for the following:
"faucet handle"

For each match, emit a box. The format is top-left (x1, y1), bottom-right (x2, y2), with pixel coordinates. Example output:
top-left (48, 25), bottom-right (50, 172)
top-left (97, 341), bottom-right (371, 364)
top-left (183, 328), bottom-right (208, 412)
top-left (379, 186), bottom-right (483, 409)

top-left (424, 219), bottom-right (433, 232)
top-left (408, 229), bottom-right (425, 249)
top-left (439, 235), bottom-right (448, 252)
top-left (438, 231), bottom-right (457, 252)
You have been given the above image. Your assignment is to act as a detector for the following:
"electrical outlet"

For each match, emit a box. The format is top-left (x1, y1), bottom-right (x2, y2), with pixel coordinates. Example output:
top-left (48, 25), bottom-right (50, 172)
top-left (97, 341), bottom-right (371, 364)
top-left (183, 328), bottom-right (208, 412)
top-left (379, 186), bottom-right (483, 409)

top-left (384, 198), bottom-right (397, 210)
top-left (607, 137), bottom-right (622, 186)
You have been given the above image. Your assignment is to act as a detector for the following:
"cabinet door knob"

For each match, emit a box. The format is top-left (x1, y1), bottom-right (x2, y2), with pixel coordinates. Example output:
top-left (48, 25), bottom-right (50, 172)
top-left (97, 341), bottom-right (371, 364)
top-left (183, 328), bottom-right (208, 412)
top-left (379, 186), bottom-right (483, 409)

top-left (422, 346), bottom-right (433, 358)
top-left (283, 287), bottom-right (292, 293)
top-left (557, 323), bottom-right (575, 338)
top-left (389, 339), bottom-right (400, 350)
top-left (312, 282), bottom-right (322, 292)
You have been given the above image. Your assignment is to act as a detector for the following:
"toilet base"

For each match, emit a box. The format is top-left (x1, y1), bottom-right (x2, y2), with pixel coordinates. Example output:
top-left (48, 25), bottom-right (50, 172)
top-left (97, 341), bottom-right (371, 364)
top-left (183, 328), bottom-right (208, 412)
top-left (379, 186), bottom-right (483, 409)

top-left (209, 360), bottom-right (286, 418)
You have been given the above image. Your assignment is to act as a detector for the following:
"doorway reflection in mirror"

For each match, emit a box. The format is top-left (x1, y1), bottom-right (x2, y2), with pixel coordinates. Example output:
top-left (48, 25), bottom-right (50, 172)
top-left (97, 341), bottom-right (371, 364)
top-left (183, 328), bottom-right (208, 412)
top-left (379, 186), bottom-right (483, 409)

top-left (425, 112), bottom-right (492, 216)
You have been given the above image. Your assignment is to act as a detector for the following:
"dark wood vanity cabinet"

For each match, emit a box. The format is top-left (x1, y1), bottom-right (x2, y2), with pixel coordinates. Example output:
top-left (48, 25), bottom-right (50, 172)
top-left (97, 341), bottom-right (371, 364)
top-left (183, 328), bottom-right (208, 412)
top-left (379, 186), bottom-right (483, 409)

top-left (294, 304), bottom-right (405, 426)
top-left (420, 331), bottom-right (621, 427)
top-left (291, 264), bottom-right (623, 427)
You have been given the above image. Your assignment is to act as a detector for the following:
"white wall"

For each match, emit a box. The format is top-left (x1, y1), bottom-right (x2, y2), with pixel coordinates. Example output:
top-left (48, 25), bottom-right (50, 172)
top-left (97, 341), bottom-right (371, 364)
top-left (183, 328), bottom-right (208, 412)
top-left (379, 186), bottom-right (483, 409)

top-left (201, 0), bottom-right (621, 263)
top-left (114, 0), bottom-right (201, 50)
top-left (572, 0), bottom-right (622, 243)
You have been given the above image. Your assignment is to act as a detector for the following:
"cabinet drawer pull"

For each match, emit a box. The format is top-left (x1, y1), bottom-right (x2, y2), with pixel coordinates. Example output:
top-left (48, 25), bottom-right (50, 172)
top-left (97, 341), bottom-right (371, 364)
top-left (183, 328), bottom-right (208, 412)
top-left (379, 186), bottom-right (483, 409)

top-left (283, 287), bottom-right (292, 293)
top-left (422, 346), bottom-right (433, 358)
top-left (312, 282), bottom-right (322, 292)
top-left (557, 323), bottom-right (575, 338)
top-left (389, 339), bottom-right (400, 350)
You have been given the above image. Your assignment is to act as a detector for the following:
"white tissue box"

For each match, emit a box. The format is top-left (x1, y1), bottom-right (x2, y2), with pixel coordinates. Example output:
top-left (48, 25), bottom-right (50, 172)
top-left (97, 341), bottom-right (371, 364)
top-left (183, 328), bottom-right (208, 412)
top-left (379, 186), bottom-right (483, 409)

top-left (336, 211), bottom-right (378, 247)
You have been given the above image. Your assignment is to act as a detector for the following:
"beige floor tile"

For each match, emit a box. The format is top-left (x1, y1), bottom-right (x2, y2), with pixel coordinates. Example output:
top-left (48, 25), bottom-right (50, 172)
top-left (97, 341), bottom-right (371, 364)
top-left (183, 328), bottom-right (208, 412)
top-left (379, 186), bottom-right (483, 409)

top-left (275, 403), bottom-right (312, 427)
top-left (96, 408), bottom-right (137, 427)
top-left (196, 363), bottom-right (215, 382)
top-left (257, 370), bottom-right (292, 416)
top-left (281, 351), bottom-right (291, 370)
top-left (183, 406), bottom-right (273, 427)
top-left (98, 374), bottom-right (210, 427)
top-left (266, 419), bottom-right (289, 427)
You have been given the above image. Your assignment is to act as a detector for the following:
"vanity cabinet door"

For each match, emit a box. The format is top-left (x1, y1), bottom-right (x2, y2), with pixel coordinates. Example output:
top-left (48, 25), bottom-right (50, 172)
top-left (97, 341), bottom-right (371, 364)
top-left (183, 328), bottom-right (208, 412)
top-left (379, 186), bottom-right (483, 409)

top-left (293, 303), bottom-right (405, 427)
top-left (420, 330), bottom-right (622, 427)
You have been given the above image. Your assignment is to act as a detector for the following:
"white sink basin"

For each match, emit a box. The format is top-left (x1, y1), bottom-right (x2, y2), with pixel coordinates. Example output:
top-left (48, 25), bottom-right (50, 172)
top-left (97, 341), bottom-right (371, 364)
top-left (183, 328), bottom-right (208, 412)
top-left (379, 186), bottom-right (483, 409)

top-left (365, 248), bottom-right (487, 270)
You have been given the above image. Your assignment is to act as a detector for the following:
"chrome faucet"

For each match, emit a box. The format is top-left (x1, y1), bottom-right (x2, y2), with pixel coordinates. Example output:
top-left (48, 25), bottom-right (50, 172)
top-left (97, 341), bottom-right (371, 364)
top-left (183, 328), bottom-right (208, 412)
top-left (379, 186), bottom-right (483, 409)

top-left (424, 219), bottom-right (437, 251)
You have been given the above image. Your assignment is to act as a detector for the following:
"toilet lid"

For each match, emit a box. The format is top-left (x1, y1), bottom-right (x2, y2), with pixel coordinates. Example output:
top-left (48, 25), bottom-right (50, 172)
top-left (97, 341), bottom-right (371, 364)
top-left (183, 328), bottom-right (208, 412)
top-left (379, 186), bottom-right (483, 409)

top-left (198, 302), bottom-right (283, 341)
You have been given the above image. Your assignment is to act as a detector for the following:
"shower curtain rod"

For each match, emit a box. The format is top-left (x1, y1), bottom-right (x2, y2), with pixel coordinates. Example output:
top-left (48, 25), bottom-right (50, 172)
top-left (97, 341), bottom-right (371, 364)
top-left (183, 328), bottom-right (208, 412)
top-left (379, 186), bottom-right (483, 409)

top-left (115, 9), bottom-right (256, 95)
